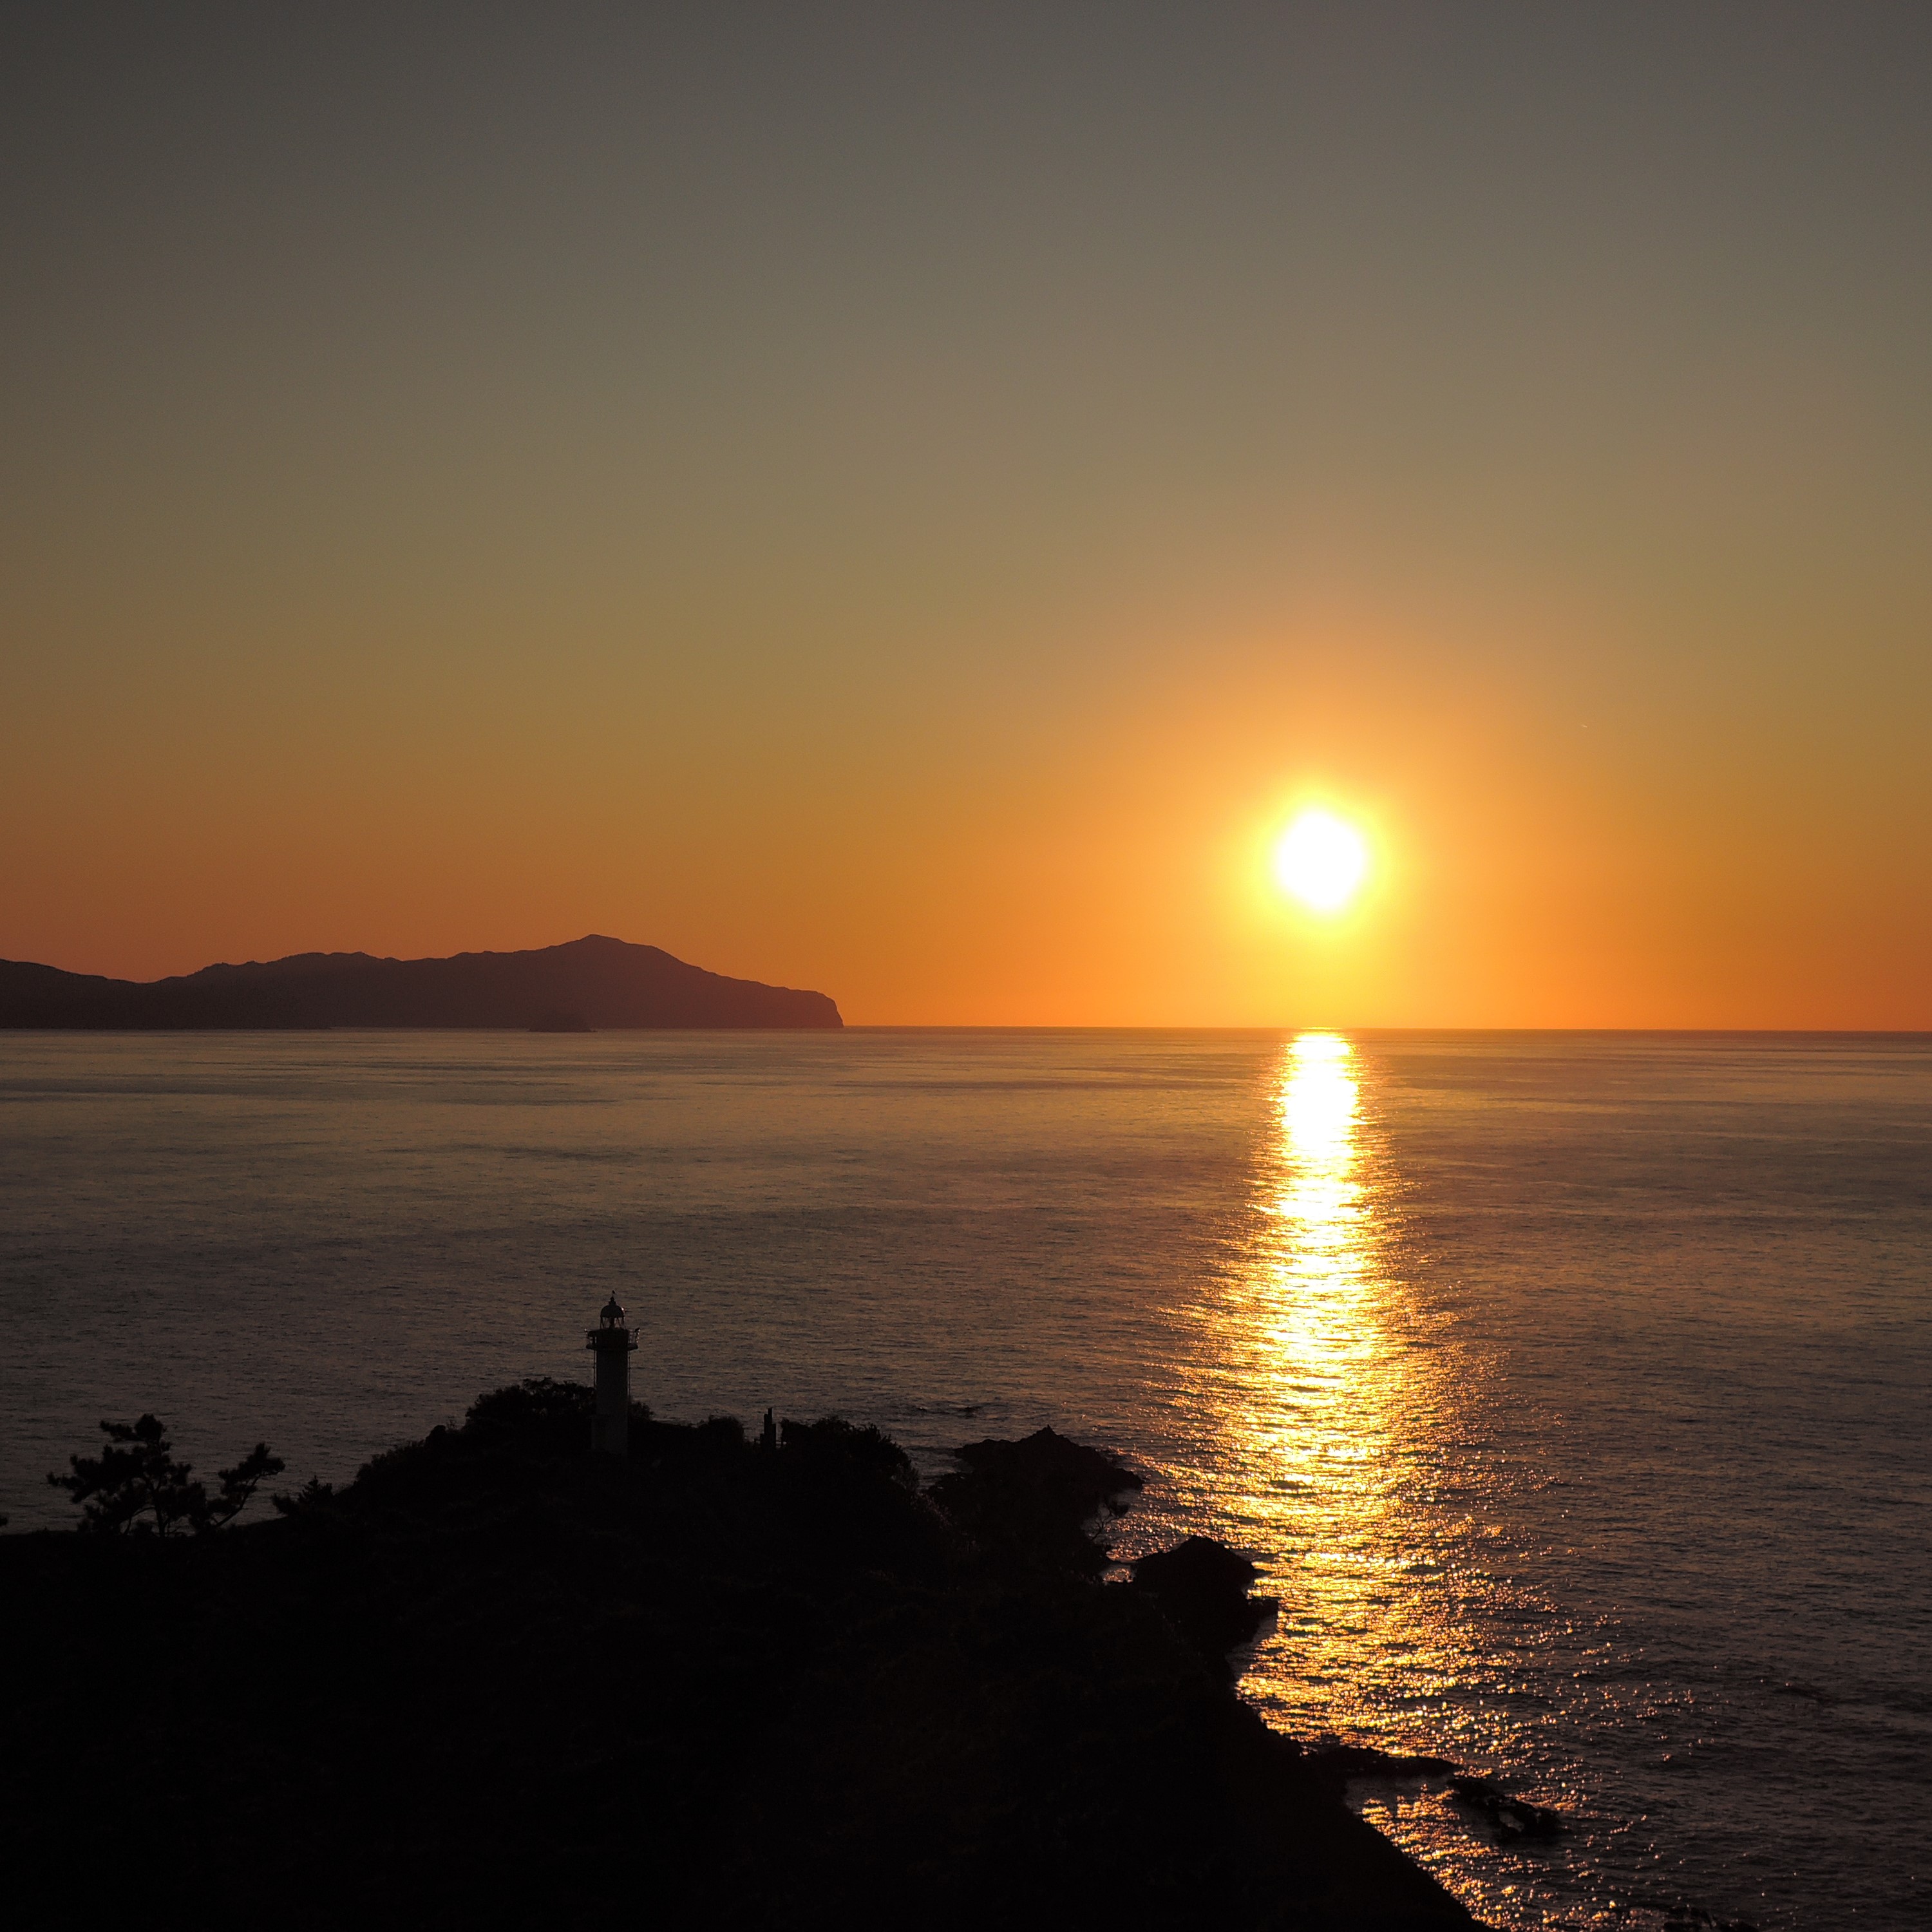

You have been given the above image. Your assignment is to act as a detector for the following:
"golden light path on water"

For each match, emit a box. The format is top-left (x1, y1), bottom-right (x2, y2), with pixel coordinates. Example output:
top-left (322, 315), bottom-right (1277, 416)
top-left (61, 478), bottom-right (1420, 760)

top-left (1211, 1034), bottom-right (1442, 1727)
top-left (1159, 1034), bottom-right (1566, 1924)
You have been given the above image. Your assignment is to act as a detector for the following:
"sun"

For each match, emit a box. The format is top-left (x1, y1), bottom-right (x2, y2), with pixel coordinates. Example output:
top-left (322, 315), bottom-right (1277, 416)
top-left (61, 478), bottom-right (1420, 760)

top-left (1273, 809), bottom-right (1368, 913)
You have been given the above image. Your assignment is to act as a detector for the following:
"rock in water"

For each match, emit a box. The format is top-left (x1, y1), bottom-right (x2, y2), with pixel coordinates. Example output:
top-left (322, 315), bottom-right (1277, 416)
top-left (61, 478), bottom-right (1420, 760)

top-left (1129, 1535), bottom-right (1279, 1671)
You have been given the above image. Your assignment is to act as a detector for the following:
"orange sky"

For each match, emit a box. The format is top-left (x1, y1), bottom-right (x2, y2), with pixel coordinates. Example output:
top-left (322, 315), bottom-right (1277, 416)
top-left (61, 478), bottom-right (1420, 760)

top-left (4, 6), bottom-right (1929, 1025)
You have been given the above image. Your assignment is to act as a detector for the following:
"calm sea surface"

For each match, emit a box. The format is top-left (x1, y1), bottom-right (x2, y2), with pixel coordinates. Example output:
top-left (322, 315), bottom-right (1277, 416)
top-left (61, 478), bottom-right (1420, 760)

top-left (3, 1030), bottom-right (1927, 1929)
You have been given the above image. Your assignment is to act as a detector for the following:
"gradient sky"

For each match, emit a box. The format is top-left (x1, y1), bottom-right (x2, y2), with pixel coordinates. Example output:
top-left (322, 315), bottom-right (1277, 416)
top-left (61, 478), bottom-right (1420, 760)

top-left (4, 3), bottom-right (1928, 1024)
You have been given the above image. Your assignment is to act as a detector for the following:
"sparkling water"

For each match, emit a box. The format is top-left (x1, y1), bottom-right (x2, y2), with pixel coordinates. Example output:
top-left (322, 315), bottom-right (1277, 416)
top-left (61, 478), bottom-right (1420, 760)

top-left (3, 1030), bottom-right (1926, 1929)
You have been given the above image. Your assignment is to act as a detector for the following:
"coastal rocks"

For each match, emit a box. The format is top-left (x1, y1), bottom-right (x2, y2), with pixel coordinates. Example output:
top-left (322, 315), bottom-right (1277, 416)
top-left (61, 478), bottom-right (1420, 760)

top-left (1126, 1535), bottom-right (1279, 1673)
top-left (1446, 1774), bottom-right (1564, 1843)
top-left (1308, 1748), bottom-right (1567, 1851)
top-left (1306, 1743), bottom-right (1459, 1785)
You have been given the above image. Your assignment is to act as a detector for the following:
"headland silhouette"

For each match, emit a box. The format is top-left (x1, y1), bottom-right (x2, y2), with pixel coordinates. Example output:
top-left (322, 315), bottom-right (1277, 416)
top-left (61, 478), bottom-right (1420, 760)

top-left (11, 1374), bottom-right (1482, 1927)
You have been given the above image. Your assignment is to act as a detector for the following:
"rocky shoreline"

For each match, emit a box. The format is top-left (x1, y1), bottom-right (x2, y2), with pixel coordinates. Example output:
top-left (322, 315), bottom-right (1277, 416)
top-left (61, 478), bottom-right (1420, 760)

top-left (6, 1382), bottom-right (1479, 1928)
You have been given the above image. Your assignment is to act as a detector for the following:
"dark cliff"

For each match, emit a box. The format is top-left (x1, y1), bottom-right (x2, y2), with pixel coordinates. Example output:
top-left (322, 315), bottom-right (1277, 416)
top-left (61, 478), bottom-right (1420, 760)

top-left (4, 1385), bottom-right (1481, 1929)
top-left (0, 934), bottom-right (842, 1030)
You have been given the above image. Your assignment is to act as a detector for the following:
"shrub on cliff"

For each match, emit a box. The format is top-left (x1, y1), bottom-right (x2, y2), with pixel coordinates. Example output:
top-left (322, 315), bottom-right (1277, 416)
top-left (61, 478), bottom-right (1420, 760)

top-left (48, 1414), bottom-right (283, 1536)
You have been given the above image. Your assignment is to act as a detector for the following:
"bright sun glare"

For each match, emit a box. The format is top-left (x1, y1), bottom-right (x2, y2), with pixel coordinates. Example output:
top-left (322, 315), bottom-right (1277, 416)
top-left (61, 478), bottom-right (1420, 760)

top-left (1273, 810), bottom-right (1368, 914)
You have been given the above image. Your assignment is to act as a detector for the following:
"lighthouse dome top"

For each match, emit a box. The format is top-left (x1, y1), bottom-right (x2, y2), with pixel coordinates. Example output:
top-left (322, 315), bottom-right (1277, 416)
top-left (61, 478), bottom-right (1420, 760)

top-left (598, 1295), bottom-right (627, 1329)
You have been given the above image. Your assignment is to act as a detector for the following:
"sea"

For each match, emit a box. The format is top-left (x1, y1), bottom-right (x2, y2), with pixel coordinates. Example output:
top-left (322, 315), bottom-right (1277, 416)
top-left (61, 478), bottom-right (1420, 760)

top-left (3, 1030), bottom-right (1927, 1930)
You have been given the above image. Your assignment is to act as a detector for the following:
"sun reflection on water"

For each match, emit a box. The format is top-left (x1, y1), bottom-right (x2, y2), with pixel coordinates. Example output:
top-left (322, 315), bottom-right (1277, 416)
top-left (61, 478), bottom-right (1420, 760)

top-left (1186, 1036), bottom-right (1415, 1653)
top-left (1171, 1033), bottom-right (1520, 1911)
top-left (1233, 1034), bottom-right (1386, 1513)
top-left (1165, 1039), bottom-right (1638, 1928)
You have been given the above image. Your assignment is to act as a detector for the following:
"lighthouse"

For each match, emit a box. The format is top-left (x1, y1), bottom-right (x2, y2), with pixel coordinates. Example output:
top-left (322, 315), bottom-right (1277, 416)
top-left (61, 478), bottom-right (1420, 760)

top-left (585, 1295), bottom-right (639, 1455)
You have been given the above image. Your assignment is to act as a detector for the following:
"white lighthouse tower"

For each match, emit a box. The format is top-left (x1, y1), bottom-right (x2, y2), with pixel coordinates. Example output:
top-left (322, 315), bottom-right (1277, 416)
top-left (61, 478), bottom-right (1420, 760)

top-left (586, 1294), bottom-right (639, 1455)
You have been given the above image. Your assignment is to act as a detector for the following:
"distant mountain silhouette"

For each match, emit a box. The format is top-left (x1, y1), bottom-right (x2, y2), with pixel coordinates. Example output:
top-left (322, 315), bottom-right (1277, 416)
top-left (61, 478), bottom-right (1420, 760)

top-left (0, 936), bottom-right (841, 1030)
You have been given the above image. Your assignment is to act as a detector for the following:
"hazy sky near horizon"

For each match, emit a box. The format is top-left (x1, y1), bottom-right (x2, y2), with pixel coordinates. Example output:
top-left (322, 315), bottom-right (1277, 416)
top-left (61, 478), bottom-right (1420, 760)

top-left (5, 3), bottom-right (1929, 1023)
